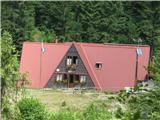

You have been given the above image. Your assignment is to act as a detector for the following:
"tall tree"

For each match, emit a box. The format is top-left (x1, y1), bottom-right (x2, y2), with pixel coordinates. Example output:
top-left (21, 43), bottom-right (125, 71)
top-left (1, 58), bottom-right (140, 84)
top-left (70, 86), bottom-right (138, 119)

top-left (1, 1), bottom-right (160, 54)
top-left (1, 1), bottom-right (35, 52)
top-left (1, 32), bottom-right (19, 119)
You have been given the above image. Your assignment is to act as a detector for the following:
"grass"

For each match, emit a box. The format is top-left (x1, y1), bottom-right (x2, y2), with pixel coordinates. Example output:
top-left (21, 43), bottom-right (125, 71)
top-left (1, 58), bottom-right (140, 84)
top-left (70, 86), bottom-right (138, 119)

top-left (17, 89), bottom-right (127, 120)
top-left (27, 89), bottom-right (110, 112)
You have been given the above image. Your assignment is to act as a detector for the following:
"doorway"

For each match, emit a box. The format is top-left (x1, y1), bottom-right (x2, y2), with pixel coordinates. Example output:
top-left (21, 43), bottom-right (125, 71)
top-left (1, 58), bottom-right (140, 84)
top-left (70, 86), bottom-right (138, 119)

top-left (69, 74), bottom-right (74, 88)
top-left (68, 74), bottom-right (80, 88)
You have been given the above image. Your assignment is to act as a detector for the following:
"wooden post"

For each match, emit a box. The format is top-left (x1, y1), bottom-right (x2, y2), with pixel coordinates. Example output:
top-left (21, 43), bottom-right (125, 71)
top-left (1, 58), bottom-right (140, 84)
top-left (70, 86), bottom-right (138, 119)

top-left (67, 74), bottom-right (69, 90)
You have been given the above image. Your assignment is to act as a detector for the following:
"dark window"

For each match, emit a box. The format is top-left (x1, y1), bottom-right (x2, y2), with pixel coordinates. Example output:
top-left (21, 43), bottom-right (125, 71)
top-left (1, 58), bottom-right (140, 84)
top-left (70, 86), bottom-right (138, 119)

top-left (73, 56), bottom-right (78, 64)
top-left (95, 63), bottom-right (102, 69)
top-left (63, 74), bottom-right (67, 80)
top-left (69, 74), bottom-right (74, 83)
top-left (75, 75), bottom-right (80, 81)
top-left (67, 56), bottom-right (72, 59)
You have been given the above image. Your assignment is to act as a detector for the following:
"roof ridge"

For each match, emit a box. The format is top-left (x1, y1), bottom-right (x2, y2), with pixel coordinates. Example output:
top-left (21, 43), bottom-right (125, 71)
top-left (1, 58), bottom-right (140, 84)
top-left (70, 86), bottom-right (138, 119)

top-left (23, 41), bottom-right (150, 47)
top-left (80, 43), bottom-right (149, 48)
top-left (23, 41), bottom-right (72, 46)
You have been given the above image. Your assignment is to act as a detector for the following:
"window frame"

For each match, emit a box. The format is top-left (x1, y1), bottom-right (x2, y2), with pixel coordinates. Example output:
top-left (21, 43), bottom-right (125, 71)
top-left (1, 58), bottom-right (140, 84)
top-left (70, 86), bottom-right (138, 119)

top-left (80, 75), bottom-right (86, 83)
top-left (56, 74), bottom-right (63, 81)
top-left (95, 62), bottom-right (102, 69)
top-left (66, 56), bottom-right (72, 65)
top-left (66, 56), bottom-right (78, 65)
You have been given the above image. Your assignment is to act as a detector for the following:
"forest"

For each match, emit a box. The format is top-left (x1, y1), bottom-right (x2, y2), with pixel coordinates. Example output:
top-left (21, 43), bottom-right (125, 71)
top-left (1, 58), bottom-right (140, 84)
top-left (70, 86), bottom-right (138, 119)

top-left (1, 1), bottom-right (160, 120)
top-left (1, 1), bottom-right (160, 54)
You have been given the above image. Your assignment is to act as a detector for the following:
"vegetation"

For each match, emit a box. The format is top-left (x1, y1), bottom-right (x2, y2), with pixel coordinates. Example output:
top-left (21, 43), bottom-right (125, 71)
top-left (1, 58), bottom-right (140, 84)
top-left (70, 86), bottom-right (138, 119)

top-left (16, 97), bottom-right (48, 120)
top-left (1, 1), bottom-right (160, 55)
top-left (148, 49), bottom-right (160, 85)
top-left (1, 32), bottom-right (20, 120)
top-left (1, 1), bottom-right (160, 120)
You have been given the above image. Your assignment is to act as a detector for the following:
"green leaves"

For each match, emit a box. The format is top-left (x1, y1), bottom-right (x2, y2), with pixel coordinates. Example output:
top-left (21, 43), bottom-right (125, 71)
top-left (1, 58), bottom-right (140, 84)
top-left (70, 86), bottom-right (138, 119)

top-left (16, 97), bottom-right (48, 120)
top-left (2, 1), bottom-right (160, 48)
top-left (1, 32), bottom-right (19, 89)
top-left (1, 31), bottom-right (20, 119)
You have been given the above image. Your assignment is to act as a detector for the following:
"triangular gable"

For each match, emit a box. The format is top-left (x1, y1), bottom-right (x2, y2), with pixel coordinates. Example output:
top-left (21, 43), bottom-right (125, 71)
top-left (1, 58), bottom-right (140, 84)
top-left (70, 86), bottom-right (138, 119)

top-left (20, 42), bottom-right (72, 88)
top-left (45, 44), bottom-right (95, 88)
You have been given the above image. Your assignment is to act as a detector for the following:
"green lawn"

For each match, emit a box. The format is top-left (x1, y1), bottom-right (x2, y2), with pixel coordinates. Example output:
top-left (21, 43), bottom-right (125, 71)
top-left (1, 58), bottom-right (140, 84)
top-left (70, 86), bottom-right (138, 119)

top-left (26, 89), bottom-right (115, 112)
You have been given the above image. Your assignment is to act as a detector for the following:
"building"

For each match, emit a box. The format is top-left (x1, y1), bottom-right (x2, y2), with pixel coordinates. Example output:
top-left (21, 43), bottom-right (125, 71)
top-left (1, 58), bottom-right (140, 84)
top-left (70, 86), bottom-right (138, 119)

top-left (20, 42), bottom-right (150, 91)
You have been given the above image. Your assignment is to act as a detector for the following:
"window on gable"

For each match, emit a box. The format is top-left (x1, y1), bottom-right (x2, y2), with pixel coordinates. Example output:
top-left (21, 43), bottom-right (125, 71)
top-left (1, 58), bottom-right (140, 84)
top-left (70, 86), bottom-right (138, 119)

top-left (67, 56), bottom-right (72, 65)
top-left (66, 56), bottom-right (78, 65)
top-left (56, 74), bottom-right (63, 81)
top-left (95, 63), bottom-right (102, 69)
top-left (80, 75), bottom-right (86, 83)
top-left (73, 56), bottom-right (78, 65)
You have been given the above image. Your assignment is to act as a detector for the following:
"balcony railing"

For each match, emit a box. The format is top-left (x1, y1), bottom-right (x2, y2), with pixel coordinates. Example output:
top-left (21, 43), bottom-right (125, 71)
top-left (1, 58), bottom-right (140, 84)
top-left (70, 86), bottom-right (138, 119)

top-left (66, 64), bottom-right (77, 72)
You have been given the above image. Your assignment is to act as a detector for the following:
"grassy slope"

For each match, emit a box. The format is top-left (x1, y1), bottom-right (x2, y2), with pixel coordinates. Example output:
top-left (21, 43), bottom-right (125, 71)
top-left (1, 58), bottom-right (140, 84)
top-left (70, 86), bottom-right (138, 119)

top-left (27, 89), bottom-right (110, 112)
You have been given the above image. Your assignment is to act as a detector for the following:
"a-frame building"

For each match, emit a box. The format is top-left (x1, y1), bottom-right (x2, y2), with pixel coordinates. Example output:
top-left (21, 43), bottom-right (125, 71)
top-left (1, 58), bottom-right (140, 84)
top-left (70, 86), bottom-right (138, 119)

top-left (20, 42), bottom-right (150, 91)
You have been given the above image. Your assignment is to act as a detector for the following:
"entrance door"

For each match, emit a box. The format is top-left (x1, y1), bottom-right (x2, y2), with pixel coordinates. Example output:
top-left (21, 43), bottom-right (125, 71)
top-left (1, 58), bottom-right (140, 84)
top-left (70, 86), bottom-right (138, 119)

top-left (69, 74), bottom-right (74, 88)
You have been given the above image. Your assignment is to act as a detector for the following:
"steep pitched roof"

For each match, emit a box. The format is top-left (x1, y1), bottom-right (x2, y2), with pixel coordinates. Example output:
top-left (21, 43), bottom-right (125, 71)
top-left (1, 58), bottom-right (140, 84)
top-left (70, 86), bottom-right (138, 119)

top-left (74, 42), bottom-right (150, 91)
top-left (20, 42), bottom-right (72, 88)
top-left (20, 42), bottom-right (150, 91)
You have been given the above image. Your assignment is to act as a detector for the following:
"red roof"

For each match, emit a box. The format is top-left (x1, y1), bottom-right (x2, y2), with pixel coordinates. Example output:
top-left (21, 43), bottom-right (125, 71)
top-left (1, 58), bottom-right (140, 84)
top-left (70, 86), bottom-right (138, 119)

top-left (20, 42), bottom-right (150, 91)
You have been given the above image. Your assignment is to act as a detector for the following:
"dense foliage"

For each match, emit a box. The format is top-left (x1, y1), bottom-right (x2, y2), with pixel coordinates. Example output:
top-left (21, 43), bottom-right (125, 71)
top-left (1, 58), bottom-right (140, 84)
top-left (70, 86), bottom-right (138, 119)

top-left (15, 98), bottom-right (112, 120)
top-left (82, 103), bottom-right (112, 120)
top-left (1, 1), bottom-right (160, 120)
top-left (114, 88), bottom-right (160, 120)
top-left (148, 50), bottom-right (160, 85)
top-left (10, 90), bottom-right (160, 120)
top-left (1, 1), bottom-right (160, 55)
top-left (16, 97), bottom-right (48, 120)
top-left (1, 32), bottom-right (20, 119)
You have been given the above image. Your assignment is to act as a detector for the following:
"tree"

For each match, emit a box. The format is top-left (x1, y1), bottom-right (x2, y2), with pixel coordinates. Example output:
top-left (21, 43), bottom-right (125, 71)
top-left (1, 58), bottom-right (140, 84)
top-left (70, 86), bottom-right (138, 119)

top-left (1, 32), bottom-right (20, 119)
top-left (1, 1), bottom-right (160, 54)
top-left (1, 1), bottom-right (36, 53)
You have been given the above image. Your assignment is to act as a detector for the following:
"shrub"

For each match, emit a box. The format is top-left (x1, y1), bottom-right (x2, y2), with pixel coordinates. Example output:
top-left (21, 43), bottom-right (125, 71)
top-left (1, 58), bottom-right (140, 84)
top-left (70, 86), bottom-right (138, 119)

top-left (82, 103), bottom-right (112, 120)
top-left (128, 88), bottom-right (160, 120)
top-left (16, 97), bottom-right (47, 120)
top-left (49, 107), bottom-right (77, 120)
top-left (1, 31), bottom-right (20, 120)
top-left (115, 88), bottom-right (160, 120)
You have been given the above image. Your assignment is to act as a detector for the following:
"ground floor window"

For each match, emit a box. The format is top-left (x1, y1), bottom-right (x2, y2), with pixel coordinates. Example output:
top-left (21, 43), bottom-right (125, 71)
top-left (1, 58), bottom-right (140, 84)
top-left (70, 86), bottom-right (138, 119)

top-left (80, 75), bottom-right (86, 83)
top-left (55, 74), bottom-right (87, 85)
top-left (63, 74), bottom-right (67, 80)
top-left (56, 74), bottom-right (63, 81)
top-left (75, 75), bottom-right (80, 81)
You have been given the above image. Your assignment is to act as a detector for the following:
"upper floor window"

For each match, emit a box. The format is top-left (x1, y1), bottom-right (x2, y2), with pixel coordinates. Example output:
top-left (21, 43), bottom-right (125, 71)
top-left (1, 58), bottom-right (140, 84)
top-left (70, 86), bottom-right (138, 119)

top-left (66, 56), bottom-right (78, 65)
top-left (73, 56), bottom-right (78, 65)
top-left (67, 56), bottom-right (72, 65)
top-left (95, 63), bottom-right (102, 69)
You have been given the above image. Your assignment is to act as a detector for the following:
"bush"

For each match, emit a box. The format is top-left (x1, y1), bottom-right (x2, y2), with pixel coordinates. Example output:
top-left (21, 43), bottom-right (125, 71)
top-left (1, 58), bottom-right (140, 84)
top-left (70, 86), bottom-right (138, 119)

top-left (16, 97), bottom-right (48, 120)
top-left (129, 88), bottom-right (160, 120)
top-left (82, 103), bottom-right (112, 120)
top-left (114, 88), bottom-right (160, 120)
top-left (50, 108), bottom-right (77, 120)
